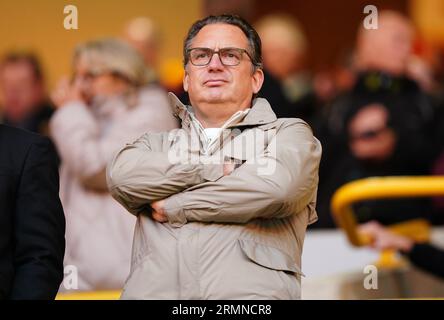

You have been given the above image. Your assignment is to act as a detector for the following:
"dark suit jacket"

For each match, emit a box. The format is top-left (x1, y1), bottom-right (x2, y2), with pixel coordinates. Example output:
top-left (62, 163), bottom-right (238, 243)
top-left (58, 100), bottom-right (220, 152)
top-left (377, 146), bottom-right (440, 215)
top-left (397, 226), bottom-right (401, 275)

top-left (0, 124), bottom-right (65, 299)
top-left (406, 243), bottom-right (444, 279)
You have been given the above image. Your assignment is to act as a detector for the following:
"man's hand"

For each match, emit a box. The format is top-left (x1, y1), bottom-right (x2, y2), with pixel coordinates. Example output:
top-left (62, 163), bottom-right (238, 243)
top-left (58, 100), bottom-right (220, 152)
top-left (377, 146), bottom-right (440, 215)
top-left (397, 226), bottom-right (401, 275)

top-left (151, 199), bottom-right (168, 223)
top-left (223, 162), bottom-right (236, 176)
top-left (51, 76), bottom-right (84, 108)
top-left (359, 221), bottom-right (414, 253)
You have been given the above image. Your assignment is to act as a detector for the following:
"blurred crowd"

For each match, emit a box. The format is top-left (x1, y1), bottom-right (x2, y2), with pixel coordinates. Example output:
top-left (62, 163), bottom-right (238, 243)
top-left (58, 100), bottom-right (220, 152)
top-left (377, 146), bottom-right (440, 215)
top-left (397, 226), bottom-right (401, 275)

top-left (1, 10), bottom-right (444, 291)
top-left (253, 11), bottom-right (444, 230)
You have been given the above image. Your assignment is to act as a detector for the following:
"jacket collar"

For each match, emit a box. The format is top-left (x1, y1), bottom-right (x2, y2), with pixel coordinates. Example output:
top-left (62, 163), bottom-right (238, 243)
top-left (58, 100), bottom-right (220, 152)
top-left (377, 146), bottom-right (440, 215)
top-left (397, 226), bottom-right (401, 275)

top-left (168, 92), bottom-right (277, 129)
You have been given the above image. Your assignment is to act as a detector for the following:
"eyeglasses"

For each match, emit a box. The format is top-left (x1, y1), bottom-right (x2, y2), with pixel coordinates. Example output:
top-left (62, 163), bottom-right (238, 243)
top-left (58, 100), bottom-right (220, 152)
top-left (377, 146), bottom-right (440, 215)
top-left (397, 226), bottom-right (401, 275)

top-left (187, 47), bottom-right (258, 67)
top-left (74, 70), bottom-right (131, 84)
top-left (349, 126), bottom-right (389, 141)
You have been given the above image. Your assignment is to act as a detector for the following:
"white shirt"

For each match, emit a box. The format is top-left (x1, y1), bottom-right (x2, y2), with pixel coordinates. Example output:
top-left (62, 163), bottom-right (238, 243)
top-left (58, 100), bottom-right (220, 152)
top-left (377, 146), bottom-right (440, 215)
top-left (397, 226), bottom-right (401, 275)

top-left (203, 128), bottom-right (222, 144)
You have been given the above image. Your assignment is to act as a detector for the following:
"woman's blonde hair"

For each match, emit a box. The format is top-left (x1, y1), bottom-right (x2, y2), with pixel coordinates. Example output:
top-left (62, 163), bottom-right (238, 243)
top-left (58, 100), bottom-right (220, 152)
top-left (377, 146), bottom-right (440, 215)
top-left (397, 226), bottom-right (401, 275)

top-left (73, 38), bottom-right (151, 88)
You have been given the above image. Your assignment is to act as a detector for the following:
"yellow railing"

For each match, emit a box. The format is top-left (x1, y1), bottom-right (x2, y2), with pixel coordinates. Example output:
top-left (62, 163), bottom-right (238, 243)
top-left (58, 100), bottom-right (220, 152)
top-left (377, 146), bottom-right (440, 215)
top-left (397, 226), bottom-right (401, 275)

top-left (331, 176), bottom-right (444, 247)
top-left (56, 290), bottom-right (121, 300)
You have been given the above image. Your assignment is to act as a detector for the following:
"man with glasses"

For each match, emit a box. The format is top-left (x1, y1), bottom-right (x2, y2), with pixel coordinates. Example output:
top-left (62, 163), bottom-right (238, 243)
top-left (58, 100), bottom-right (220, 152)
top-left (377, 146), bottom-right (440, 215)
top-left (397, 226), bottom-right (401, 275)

top-left (108, 14), bottom-right (321, 299)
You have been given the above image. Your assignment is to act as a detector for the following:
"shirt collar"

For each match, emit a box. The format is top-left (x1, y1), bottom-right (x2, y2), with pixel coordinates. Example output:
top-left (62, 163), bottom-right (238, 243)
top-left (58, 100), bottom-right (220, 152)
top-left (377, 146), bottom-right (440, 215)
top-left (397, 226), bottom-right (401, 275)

top-left (168, 92), bottom-right (277, 129)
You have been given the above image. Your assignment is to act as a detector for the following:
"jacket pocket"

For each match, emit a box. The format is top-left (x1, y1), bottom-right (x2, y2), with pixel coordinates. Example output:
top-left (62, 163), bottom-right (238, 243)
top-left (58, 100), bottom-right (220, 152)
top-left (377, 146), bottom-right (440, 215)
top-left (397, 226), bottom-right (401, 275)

top-left (238, 239), bottom-right (305, 277)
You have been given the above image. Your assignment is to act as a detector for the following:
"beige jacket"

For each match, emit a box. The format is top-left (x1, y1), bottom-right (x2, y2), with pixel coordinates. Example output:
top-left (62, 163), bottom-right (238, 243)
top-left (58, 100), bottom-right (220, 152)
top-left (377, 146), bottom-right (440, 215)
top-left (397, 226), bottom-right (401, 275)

top-left (50, 86), bottom-right (179, 291)
top-left (107, 93), bottom-right (322, 299)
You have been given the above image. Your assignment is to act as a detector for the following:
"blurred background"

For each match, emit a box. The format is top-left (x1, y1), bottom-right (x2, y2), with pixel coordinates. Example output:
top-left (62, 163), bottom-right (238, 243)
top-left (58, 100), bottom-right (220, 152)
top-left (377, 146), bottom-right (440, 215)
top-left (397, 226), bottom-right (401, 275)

top-left (2, 0), bottom-right (444, 299)
top-left (2, 0), bottom-right (444, 89)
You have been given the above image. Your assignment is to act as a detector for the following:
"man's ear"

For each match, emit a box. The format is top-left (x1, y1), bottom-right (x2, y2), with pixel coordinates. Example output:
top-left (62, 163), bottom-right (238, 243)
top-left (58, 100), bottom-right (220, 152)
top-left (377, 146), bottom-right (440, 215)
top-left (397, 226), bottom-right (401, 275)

top-left (251, 68), bottom-right (264, 95)
top-left (183, 69), bottom-right (189, 92)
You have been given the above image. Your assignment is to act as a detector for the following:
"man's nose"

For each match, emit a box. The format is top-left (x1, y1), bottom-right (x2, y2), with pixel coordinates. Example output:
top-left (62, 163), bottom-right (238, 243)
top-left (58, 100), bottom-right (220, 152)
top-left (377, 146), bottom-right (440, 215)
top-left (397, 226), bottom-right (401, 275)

top-left (207, 52), bottom-right (224, 70)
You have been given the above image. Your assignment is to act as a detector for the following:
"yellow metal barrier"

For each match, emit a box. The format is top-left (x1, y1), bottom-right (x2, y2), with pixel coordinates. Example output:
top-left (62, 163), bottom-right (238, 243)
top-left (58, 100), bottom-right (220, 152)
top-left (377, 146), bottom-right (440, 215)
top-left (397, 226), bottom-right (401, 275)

top-left (331, 176), bottom-right (444, 247)
top-left (56, 290), bottom-right (121, 300)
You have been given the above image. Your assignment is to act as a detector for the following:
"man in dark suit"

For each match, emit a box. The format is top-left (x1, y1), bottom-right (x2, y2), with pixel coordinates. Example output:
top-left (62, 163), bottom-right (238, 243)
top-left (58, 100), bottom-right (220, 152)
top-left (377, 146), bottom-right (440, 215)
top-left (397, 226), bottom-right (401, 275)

top-left (0, 124), bottom-right (65, 299)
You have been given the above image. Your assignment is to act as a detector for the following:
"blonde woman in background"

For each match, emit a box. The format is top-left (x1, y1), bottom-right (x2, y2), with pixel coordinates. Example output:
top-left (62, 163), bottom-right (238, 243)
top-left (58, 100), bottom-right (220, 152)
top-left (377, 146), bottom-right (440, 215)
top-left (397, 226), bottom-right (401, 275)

top-left (50, 38), bottom-right (178, 291)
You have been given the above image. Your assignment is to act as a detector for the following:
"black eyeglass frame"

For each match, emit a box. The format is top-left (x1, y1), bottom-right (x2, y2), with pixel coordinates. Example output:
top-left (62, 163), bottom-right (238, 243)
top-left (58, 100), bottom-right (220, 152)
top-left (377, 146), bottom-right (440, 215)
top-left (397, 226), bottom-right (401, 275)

top-left (186, 47), bottom-right (261, 68)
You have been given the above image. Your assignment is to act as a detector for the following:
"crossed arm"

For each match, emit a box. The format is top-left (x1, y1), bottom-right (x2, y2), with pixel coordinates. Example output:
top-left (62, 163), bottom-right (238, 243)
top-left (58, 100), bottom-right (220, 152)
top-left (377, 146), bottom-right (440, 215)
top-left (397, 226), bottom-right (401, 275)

top-left (107, 121), bottom-right (322, 226)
